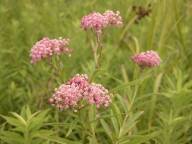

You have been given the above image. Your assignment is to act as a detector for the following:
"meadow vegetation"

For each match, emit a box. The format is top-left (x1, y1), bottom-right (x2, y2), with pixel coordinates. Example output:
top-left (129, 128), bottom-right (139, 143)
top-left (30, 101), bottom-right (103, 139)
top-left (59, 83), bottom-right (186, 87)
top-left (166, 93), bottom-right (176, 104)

top-left (0, 0), bottom-right (192, 143)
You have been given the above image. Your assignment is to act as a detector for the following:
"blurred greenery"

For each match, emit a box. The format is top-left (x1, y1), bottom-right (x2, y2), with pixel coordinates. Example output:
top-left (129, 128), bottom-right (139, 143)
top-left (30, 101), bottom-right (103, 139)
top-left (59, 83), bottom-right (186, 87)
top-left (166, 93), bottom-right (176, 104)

top-left (0, 0), bottom-right (192, 143)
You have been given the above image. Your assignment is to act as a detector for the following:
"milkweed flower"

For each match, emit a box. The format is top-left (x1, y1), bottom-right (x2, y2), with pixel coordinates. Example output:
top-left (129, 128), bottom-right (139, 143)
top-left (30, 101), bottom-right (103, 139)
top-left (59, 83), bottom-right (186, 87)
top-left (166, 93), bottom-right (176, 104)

top-left (30, 37), bottom-right (72, 63)
top-left (49, 74), bottom-right (112, 110)
top-left (51, 38), bottom-right (71, 55)
top-left (84, 83), bottom-right (111, 108)
top-left (131, 50), bottom-right (161, 68)
top-left (81, 12), bottom-right (108, 34)
top-left (103, 10), bottom-right (123, 26)
top-left (49, 84), bottom-right (83, 110)
top-left (67, 74), bottom-right (89, 93)
top-left (81, 10), bottom-right (123, 34)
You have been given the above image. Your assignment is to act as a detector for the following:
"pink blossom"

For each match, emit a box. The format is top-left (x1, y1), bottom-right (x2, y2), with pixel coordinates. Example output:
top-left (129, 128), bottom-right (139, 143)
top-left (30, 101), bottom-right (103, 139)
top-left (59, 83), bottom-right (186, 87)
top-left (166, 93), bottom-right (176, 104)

top-left (81, 12), bottom-right (108, 34)
top-left (67, 74), bottom-right (89, 91)
top-left (49, 84), bottom-right (83, 110)
top-left (49, 74), bottom-right (112, 110)
top-left (30, 37), bottom-right (72, 63)
top-left (81, 10), bottom-right (123, 33)
top-left (84, 83), bottom-right (111, 108)
top-left (51, 38), bottom-right (71, 55)
top-left (103, 10), bottom-right (123, 26)
top-left (131, 50), bottom-right (161, 68)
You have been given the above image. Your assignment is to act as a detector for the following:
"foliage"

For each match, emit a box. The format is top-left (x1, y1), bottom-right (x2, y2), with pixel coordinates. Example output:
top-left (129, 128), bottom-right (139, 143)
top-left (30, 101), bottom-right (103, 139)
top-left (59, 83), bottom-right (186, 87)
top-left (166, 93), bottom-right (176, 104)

top-left (0, 0), bottom-right (192, 144)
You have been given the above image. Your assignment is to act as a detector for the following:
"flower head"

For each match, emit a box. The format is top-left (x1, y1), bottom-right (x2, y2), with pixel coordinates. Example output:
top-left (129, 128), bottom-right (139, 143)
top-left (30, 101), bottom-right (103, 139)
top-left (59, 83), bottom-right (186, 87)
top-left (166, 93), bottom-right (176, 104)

top-left (49, 84), bottom-right (83, 110)
top-left (131, 50), bottom-right (161, 68)
top-left (84, 83), bottom-right (111, 108)
top-left (67, 74), bottom-right (89, 92)
top-left (49, 74), bottom-right (112, 110)
top-left (103, 10), bottom-right (123, 26)
top-left (81, 10), bottom-right (123, 34)
top-left (51, 38), bottom-right (71, 55)
top-left (81, 12), bottom-right (108, 34)
top-left (30, 37), bottom-right (72, 63)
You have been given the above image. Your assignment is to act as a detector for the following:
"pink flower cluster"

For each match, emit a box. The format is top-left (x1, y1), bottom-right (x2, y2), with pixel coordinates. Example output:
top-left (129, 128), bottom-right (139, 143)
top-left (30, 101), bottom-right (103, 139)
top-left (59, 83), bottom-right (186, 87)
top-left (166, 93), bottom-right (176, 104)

top-left (49, 74), bottom-right (111, 110)
top-left (48, 84), bottom-right (82, 110)
top-left (103, 10), bottom-right (123, 26)
top-left (131, 50), bottom-right (161, 68)
top-left (30, 37), bottom-right (72, 63)
top-left (67, 74), bottom-right (89, 91)
top-left (84, 83), bottom-right (111, 108)
top-left (81, 10), bottom-right (123, 33)
top-left (81, 12), bottom-right (108, 34)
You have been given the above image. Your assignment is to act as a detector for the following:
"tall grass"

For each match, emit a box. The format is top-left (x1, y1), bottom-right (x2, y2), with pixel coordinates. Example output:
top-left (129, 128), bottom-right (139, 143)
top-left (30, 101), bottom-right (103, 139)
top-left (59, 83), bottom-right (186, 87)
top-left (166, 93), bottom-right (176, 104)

top-left (0, 0), bottom-right (192, 143)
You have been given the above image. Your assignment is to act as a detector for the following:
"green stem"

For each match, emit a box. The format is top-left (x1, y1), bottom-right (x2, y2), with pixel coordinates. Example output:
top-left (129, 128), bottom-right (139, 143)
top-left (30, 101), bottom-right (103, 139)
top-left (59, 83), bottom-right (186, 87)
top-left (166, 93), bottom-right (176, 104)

top-left (95, 32), bottom-right (103, 69)
top-left (90, 32), bottom-right (103, 82)
top-left (38, 57), bottom-right (60, 109)
top-left (24, 128), bottom-right (30, 144)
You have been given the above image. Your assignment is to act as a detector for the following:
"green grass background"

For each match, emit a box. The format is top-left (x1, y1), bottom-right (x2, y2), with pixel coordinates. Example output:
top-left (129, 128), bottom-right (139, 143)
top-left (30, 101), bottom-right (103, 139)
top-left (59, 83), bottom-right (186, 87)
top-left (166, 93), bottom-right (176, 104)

top-left (0, 0), bottom-right (192, 143)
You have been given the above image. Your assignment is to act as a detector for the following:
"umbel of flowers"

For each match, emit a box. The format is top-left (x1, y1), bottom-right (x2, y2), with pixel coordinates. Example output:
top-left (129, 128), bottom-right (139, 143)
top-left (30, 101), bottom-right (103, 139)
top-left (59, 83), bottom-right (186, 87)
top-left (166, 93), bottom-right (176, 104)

top-left (49, 74), bottom-right (111, 110)
top-left (131, 50), bottom-right (161, 68)
top-left (81, 10), bottom-right (123, 34)
top-left (30, 37), bottom-right (72, 63)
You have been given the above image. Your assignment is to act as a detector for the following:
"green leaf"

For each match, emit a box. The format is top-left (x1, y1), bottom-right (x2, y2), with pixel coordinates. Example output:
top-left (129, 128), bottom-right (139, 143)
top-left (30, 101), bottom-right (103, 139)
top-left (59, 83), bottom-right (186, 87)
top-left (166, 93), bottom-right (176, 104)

top-left (111, 113), bottom-right (119, 137)
top-left (119, 111), bottom-right (144, 138)
top-left (0, 115), bottom-right (26, 128)
top-left (10, 112), bottom-right (27, 126)
top-left (0, 131), bottom-right (24, 144)
top-left (36, 134), bottom-right (81, 144)
top-left (28, 109), bottom-right (49, 131)
top-left (112, 103), bottom-right (123, 126)
top-left (31, 130), bottom-right (55, 138)
top-left (118, 131), bottom-right (160, 144)
top-left (100, 119), bottom-right (113, 140)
